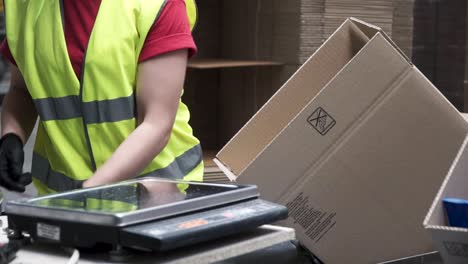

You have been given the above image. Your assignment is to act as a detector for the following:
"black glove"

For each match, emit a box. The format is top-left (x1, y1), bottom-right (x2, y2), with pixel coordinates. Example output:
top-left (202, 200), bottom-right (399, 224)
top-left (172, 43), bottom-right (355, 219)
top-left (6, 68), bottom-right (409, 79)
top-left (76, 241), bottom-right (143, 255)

top-left (0, 134), bottom-right (32, 192)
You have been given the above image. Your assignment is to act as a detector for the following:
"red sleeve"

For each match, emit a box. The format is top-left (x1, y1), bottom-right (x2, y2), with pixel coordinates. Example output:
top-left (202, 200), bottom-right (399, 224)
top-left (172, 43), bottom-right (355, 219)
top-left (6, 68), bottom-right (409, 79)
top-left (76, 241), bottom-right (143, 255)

top-left (0, 39), bottom-right (17, 66)
top-left (138, 0), bottom-right (197, 62)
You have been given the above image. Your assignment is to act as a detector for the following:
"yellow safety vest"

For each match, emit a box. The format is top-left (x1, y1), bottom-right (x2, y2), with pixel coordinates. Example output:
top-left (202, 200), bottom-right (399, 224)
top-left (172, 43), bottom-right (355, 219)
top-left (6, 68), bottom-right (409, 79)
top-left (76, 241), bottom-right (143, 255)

top-left (4, 0), bottom-right (203, 196)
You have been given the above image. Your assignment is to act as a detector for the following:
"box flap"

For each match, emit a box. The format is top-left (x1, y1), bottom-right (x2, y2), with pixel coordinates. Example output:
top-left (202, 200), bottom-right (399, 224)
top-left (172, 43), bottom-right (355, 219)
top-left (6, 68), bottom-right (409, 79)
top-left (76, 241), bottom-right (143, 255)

top-left (216, 18), bottom-right (371, 177)
top-left (212, 158), bottom-right (237, 182)
top-left (236, 34), bottom-right (414, 202)
top-left (349, 17), bottom-right (412, 64)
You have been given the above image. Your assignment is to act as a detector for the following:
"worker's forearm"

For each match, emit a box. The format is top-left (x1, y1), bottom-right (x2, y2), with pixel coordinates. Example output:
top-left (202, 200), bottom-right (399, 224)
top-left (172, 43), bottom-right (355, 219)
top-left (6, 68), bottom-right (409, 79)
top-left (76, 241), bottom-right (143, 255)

top-left (83, 120), bottom-right (172, 187)
top-left (84, 49), bottom-right (188, 188)
top-left (1, 68), bottom-right (38, 144)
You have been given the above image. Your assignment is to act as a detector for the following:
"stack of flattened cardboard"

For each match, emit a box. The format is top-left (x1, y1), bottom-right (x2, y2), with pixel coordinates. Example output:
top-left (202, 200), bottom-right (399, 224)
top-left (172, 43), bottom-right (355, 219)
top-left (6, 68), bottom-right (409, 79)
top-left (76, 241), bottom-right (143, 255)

top-left (323, 0), bottom-right (393, 37)
top-left (263, 0), bottom-right (303, 65)
top-left (213, 18), bottom-right (468, 263)
top-left (203, 151), bottom-right (230, 183)
top-left (412, 0), bottom-right (466, 110)
top-left (465, 2), bottom-right (468, 112)
top-left (412, 0), bottom-right (436, 81)
top-left (298, 0), bottom-right (411, 64)
top-left (299, 0), bottom-right (325, 64)
top-left (433, 0), bottom-right (466, 110)
top-left (392, 0), bottom-right (415, 59)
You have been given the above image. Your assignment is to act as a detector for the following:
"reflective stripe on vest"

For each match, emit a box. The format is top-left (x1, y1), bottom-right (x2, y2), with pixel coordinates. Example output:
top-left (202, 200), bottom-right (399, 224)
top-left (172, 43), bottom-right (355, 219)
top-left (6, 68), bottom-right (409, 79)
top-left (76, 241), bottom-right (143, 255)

top-left (5, 0), bottom-right (204, 195)
top-left (33, 144), bottom-right (202, 193)
top-left (34, 94), bottom-right (135, 123)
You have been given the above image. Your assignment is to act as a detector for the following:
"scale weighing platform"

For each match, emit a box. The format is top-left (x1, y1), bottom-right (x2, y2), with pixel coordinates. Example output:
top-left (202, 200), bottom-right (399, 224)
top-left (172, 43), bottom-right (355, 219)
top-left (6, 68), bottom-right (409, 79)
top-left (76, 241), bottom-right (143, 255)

top-left (4, 178), bottom-right (288, 254)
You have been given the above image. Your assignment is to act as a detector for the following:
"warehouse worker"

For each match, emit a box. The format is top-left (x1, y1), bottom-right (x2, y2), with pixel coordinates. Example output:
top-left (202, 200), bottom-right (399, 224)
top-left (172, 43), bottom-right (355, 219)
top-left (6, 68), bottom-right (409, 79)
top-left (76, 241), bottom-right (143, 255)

top-left (0, 0), bottom-right (203, 195)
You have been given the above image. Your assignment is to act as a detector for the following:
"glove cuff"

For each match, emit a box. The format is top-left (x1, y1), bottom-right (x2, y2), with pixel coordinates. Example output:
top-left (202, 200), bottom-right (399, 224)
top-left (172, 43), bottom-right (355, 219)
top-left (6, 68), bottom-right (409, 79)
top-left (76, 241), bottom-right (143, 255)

top-left (0, 133), bottom-right (24, 147)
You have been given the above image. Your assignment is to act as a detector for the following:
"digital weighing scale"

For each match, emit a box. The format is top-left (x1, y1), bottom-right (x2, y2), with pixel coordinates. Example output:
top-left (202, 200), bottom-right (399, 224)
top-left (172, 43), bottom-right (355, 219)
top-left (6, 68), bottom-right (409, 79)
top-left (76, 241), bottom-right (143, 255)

top-left (4, 177), bottom-right (288, 253)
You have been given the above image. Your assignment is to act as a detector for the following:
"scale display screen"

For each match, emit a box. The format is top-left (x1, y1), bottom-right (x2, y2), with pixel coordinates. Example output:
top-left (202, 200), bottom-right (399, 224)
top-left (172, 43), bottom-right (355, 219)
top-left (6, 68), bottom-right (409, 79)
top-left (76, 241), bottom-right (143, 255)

top-left (6, 177), bottom-right (258, 226)
top-left (28, 180), bottom-right (237, 213)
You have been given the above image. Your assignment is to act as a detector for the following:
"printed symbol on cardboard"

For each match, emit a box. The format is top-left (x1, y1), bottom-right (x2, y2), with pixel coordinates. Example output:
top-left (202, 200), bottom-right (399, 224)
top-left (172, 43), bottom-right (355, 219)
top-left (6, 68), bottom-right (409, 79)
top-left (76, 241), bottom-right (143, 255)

top-left (307, 107), bottom-right (336, 135)
top-left (443, 241), bottom-right (468, 257)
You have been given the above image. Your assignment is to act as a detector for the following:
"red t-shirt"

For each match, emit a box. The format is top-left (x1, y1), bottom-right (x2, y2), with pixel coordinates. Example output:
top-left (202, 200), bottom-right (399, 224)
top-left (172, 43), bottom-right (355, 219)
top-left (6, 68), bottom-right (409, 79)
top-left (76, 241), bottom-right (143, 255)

top-left (1, 0), bottom-right (197, 78)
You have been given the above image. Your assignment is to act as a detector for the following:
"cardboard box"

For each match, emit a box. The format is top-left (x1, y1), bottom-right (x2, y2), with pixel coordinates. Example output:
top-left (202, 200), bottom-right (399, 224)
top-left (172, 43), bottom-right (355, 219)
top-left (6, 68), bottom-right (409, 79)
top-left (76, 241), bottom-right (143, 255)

top-left (424, 135), bottom-right (468, 264)
top-left (213, 18), bottom-right (468, 263)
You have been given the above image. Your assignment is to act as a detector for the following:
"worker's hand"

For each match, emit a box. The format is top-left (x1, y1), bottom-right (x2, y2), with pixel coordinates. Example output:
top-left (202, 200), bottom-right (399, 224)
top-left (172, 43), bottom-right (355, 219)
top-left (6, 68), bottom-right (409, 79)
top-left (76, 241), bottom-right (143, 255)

top-left (138, 180), bottom-right (185, 208)
top-left (0, 133), bottom-right (32, 192)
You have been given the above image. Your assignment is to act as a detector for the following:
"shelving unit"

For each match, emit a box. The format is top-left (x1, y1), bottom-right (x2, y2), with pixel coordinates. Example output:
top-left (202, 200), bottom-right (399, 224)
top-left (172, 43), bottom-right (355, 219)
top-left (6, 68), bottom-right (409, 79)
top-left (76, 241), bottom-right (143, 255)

top-left (183, 0), bottom-right (298, 182)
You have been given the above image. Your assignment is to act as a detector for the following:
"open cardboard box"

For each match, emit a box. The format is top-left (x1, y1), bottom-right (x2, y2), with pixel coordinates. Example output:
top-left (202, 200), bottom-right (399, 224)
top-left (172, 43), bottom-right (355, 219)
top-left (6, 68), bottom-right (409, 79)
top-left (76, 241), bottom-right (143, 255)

top-left (213, 18), bottom-right (468, 263)
top-left (424, 135), bottom-right (468, 264)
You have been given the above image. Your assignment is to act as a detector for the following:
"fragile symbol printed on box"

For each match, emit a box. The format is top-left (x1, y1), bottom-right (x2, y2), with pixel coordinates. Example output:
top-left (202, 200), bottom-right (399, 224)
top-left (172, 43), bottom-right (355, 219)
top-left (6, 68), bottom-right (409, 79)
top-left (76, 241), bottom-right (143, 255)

top-left (443, 241), bottom-right (468, 257)
top-left (307, 107), bottom-right (336, 135)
